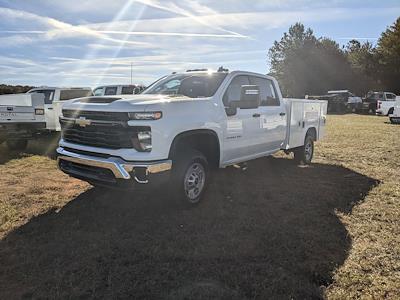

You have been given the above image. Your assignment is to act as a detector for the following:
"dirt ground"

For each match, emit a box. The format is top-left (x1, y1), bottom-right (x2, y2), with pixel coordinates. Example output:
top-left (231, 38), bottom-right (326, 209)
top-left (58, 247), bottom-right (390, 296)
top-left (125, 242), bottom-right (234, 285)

top-left (0, 115), bottom-right (398, 299)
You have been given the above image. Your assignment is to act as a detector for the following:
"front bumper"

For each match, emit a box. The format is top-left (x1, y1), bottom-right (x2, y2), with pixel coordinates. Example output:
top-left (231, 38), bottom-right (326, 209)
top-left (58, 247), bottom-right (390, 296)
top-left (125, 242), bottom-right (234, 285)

top-left (57, 147), bottom-right (172, 188)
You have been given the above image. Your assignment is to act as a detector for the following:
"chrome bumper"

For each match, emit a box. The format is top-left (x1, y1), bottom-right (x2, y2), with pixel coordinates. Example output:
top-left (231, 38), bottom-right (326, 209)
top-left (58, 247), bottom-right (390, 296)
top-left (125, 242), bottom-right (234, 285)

top-left (57, 147), bottom-right (172, 184)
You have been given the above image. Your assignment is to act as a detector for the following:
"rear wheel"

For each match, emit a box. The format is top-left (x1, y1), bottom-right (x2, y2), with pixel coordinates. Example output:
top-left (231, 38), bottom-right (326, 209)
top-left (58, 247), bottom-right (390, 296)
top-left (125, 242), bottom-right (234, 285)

top-left (171, 149), bottom-right (209, 206)
top-left (6, 139), bottom-right (28, 151)
top-left (294, 135), bottom-right (314, 165)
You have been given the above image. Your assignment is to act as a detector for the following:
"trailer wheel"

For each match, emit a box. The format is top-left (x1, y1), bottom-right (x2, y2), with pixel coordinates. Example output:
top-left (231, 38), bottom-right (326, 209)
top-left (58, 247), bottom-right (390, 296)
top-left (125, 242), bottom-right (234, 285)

top-left (294, 135), bottom-right (314, 165)
top-left (171, 149), bottom-right (209, 206)
top-left (6, 139), bottom-right (28, 151)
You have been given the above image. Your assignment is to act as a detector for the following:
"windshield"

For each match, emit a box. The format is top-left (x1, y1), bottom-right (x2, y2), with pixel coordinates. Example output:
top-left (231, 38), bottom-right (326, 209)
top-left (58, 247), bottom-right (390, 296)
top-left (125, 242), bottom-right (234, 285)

top-left (143, 73), bottom-right (227, 98)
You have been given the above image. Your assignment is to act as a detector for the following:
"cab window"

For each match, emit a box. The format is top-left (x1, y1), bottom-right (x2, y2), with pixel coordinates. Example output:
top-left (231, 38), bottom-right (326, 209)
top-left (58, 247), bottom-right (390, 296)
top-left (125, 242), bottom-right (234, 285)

top-left (59, 90), bottom-right (92, 101)
top-left (223, 75), bottom-right (250, 106)
top-left (386, 93), bottom-right (396, 100)
top-left (29, 89), bottom-right (55, 104)
top-left (93, 87), bottom-right (104, 96)
top-left (248, 76), bottom-right (279, 106)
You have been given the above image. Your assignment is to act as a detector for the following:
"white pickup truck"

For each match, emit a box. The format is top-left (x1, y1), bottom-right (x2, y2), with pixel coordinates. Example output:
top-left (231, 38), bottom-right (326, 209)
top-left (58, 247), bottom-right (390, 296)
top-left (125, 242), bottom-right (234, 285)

top-left (27, 87), bottom-right (92, 131)
top-left (0, 93), bottom-right (46, 150)
top-left (389, 96), bottom-right (400, 124)
top-left (93, 84), bottom-right (146, 96)
top-left (57, 70), bottom-right (327, 205)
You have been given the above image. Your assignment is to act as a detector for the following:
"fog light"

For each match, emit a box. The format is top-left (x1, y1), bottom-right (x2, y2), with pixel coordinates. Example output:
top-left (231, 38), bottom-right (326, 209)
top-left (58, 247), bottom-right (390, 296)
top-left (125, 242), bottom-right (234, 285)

top-left (132, 131), bottom-right (152, 152)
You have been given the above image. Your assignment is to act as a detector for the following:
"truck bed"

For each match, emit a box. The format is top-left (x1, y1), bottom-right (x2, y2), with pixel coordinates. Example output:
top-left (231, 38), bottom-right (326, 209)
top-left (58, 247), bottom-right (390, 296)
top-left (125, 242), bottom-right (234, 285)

top-left (282, 98), bottom-right (328, 150)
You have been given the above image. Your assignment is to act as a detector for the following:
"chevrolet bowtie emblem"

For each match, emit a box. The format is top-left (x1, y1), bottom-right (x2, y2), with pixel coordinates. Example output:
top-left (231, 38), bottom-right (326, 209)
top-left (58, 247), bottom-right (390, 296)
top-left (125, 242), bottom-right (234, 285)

top-left (75, 117), bottom-right (91, 127)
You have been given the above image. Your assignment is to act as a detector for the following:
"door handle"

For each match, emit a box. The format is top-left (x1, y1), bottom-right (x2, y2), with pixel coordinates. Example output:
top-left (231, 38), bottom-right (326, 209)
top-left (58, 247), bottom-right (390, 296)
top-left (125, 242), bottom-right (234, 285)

top-left (279, 112), bottom-right (286, 116)
top-left (252, 113), bottom-right (260, 118)
top-left (47, 107), bottom-right (53, 110)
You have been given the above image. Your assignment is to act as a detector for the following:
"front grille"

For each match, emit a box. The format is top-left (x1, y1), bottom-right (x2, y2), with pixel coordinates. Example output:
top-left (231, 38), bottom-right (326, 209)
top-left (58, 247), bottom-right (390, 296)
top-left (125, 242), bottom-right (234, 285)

top-left (61, 119), bottom-right (149, 149)
top-left (62, 110), bottom-right (130, 121)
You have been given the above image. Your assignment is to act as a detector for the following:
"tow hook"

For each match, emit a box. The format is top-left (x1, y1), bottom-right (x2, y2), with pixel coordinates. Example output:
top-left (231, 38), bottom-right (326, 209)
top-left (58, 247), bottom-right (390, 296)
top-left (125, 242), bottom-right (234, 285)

top-left (133, 167), bottom-right (149, 184)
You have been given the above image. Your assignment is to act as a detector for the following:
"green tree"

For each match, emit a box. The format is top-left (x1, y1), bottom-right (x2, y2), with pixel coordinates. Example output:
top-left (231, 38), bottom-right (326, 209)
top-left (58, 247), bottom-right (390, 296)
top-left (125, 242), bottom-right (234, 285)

top-left (268, 23), bottom-right (355, 97)
top-left (375, 17), bottom-right (400, 93)
top-left (345, 40), bottom-right (381, 94)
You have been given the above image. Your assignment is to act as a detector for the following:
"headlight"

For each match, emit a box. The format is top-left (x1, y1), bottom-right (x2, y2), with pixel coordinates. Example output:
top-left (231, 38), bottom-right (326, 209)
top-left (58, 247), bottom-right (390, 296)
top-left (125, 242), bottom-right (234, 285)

top-left (128, 111), bottom-right (162, 120)
top-left (132, 130), bottom-right (152, 152)
top-left (35, 108), bottom-right (45, 115)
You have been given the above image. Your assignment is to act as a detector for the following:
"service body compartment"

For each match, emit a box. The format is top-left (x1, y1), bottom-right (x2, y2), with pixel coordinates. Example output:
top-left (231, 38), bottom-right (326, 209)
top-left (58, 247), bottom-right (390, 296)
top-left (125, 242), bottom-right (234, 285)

top-left (0, 94), bottom-right (45, 124)
top-left (0, 93), bottom-right (46, 142)
top-left (282, 98), bottom-right (327, 150)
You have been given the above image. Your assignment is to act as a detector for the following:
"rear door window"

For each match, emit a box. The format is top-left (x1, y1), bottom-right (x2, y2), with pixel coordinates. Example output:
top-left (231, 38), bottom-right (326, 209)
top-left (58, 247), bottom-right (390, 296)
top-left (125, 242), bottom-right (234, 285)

top-left (104, 86), bottom-right (118, 95)
top-left (248, 76), bottom-right (279, 106)
top-left (121, 86), bottom-right (134, 94)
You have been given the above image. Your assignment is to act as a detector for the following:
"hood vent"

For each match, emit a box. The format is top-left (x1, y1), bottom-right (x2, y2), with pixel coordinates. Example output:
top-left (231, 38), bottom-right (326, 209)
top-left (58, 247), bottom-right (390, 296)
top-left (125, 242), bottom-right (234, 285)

top-left (79, 97), bottom-right (122, 104)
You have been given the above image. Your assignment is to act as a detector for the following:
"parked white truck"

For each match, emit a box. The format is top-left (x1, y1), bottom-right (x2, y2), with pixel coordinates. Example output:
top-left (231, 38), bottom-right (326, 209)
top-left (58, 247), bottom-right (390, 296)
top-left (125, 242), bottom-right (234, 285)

top-left (27, 87), bottom-right (92, 131)
top-left (93, 85), bottom-right (145, 96)
top-left (57, 70), bottom-right (327, 205)
top-left (0, 93), bottom-right (45, 150)
top-left (389, 96), bottom-right (400, 124)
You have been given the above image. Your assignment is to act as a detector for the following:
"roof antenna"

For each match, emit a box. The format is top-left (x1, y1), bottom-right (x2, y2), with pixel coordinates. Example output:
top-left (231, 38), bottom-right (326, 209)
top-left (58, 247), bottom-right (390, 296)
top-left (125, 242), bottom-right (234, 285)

top-left (130, 62), bottom-right (133, 85)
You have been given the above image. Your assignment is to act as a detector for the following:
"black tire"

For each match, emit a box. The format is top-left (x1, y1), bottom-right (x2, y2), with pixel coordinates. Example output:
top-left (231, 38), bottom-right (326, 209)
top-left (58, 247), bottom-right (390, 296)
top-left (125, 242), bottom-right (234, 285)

top-left (387, 107), bottom-right (394, 116)
top-left (369, 105), bottom-right (376, 114)
top-left (294, 135), bottom-right (314, 165)
top-left (170, 148), bottom-right (209, 206)
top-left (6, 139), bottom-right (28, 151)
top-left (390, 117), bottom-right (400, 124)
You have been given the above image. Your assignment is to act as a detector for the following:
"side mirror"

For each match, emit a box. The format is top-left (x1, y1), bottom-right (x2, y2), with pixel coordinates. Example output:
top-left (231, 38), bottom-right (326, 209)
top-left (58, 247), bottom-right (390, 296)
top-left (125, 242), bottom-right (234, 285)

top-left (239, 85), bottom-right (260, 109)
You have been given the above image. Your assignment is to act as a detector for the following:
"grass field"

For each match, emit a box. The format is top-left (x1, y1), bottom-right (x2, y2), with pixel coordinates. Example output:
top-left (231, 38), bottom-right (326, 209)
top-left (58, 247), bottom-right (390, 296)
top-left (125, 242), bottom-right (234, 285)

top-left (0, 115), bottom-right (399, 299)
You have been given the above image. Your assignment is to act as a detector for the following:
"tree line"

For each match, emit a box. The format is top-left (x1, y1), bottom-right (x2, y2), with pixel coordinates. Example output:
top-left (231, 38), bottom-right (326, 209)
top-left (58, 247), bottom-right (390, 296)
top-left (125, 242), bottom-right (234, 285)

top-left (0, 84), bottom-right (35, 95)
top-left (268, 18), bottom-right (400, 98)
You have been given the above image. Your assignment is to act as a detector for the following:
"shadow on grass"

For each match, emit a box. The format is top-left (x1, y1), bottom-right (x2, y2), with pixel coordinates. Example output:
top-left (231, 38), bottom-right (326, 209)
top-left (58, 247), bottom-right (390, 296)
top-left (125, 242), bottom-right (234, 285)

top-left (0, 157), bottom-right (378, 299)
top-left (0, 133), bottom-right (60, 164)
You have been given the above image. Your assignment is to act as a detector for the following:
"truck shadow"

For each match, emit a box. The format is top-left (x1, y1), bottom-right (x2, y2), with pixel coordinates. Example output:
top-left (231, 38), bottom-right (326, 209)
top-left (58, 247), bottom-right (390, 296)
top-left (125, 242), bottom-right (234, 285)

top-left (0, 157), bottom-right (378, 299)
top-left (0, 133), bottom-right (60, 164)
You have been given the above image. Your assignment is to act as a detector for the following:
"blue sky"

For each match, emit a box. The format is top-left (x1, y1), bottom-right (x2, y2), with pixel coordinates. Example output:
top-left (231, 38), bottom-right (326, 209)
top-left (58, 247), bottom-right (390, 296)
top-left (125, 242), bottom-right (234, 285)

top-left (0, 0), bottom-right (399, 87)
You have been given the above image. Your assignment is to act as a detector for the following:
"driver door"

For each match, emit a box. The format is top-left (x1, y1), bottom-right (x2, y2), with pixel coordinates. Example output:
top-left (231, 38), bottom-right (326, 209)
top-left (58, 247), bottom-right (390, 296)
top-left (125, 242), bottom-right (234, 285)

top-left (222, 75), bottom-right (262, 164)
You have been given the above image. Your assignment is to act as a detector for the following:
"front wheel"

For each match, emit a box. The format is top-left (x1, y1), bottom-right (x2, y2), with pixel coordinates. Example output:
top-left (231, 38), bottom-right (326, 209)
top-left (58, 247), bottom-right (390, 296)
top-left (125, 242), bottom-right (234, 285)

top-left (171, 149), bottom-right (209, 206)
top-left (6, 139), bottom-right (28, 151)
top-left (294, 135), bottom-right (314, 165)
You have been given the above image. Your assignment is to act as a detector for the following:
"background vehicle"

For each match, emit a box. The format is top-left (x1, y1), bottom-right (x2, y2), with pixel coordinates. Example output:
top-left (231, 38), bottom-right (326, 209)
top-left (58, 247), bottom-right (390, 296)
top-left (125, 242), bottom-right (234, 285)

top-left (93, 84), bottom-right (146, 96)
top-left (0, 93), bottom-right (45, 150)
top-left (27, 87), bottom-right (92, 131)
top-left (362, 91), bottom-right (397, 115)
top-left (308, 90), bottom-right (361, 113)
top-left (57, 70), bottom-right (327, 206)
top-left (327, 90), bottom-right (362, 113)
top-left (389, 96), bottom-right (400, 124)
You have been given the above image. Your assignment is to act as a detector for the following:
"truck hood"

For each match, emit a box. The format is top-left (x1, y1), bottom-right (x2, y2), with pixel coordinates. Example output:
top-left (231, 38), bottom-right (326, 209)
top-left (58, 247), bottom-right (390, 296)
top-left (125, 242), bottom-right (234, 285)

top-left (62, 94), bottom-right (208, 112)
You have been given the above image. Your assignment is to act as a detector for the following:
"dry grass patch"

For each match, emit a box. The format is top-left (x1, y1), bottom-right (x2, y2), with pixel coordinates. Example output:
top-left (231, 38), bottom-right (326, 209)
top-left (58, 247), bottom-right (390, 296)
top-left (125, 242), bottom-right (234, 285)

top-left (0, 154), bottom-right (89, 237)
top-left (317, 115), bottom-right (400, 299)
